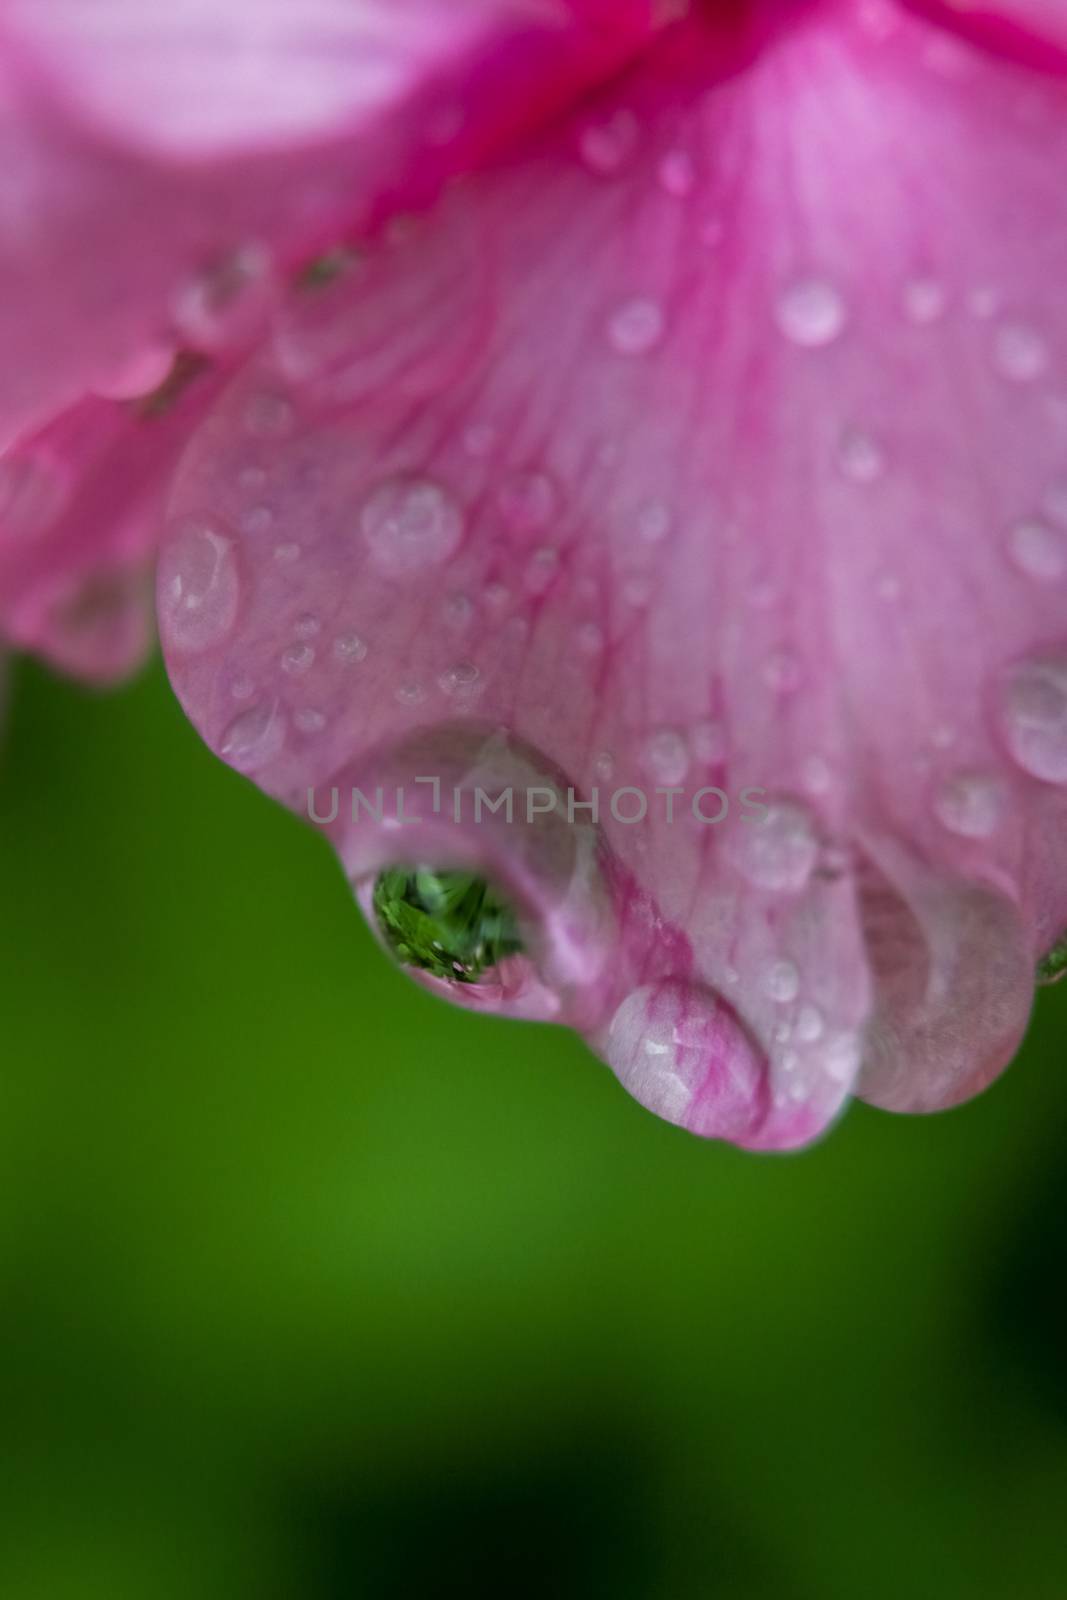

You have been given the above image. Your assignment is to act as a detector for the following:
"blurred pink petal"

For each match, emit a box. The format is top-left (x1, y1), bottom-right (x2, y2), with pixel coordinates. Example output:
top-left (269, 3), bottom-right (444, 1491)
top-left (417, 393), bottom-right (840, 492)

top-left (0, 0), bottom-right (650, 445)
top-left (157, 0), bottom-right (1067, 1145)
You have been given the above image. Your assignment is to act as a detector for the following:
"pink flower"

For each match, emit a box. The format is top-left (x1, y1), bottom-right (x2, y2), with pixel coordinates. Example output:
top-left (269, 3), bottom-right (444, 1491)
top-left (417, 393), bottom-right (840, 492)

top-left (4, 0), bottom-right (1067, 1147)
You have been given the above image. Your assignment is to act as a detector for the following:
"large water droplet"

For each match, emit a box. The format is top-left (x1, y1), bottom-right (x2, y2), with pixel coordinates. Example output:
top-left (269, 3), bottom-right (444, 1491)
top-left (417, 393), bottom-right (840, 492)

top-left (604, 980), bottom-right (767, 1139)
top-left (332, 631), bottom-right (368, 665)
top-left (729, 799), bottom-right (819, 892)
top-left (607, 298), bottom-right (665, 356)
top-left (360, 476), bottom-right (464, 576)
top-left (1006, 517), bottom-right (1067, 582)
top-left (158, 518), bottom-right (239, 652)
top-left (996, 654), bottom-right (1067, 782)
top-left (220, 701), bottom-right (286, 771)
top-left (775, 279), bottom-right (848, 348)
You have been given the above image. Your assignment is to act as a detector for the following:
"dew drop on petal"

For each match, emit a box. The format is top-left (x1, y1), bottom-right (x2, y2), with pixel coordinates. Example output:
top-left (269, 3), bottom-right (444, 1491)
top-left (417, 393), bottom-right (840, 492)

top-left (578, 109), bottom-right (639, 175)
top-left (281, 642), bottom-right (314, 676)
top-left (795, 1002), bottom-right (824, 1043)
top-left (497, 469), bottom-right (558, 534)
top-left (171, 243), bottom-right (273, 351)
top-left (243, 392), bottom-right (294, 436)
top-left (607, 298), bottom-right (666, 356)
top-left (360, 476), bottom-right (464, 576)
top-left (763, 959), bottom-right (800, 1003)
top-left (438, 661), bottom-right (481, 699)
top-left (658, 148), bottom-right (695, 198)
top-left (933, 772), bottom-right (1004, 838)
top-left (332, 631), bottom-right (367, 665)
top-left (996, 656), bottom-right (1067, 782)
top-left (902, 277), bottom-right (948, 325)
top-left (992, 321), bottom-right (1049, 384)
top-left (644, 729), bottom-right (690, 786)
top-left (837, 429), bottom-right (886, 483)
top-left (273, 541), bottom-right (301, 565)
top-left (158, 518), bottom-right (239, 652)
top-left (729, 798), bottom-right (819, 892)
top-left (220, 701), bottom-right (286, 771)
top-left (775, 278), bottom-right (848, 348)
top-left (1006, 517), bottom-right (1067, 582)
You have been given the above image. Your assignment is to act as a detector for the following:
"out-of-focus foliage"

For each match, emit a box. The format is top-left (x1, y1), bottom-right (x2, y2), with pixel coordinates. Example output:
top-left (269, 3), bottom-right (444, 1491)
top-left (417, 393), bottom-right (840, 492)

top-left (1, 658), bottom-right (1065, 1600)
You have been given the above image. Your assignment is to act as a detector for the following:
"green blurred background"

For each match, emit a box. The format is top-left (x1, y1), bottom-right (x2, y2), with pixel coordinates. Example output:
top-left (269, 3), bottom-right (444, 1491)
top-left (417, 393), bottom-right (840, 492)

top-left (1, 656), bottom-right (1065, 1600)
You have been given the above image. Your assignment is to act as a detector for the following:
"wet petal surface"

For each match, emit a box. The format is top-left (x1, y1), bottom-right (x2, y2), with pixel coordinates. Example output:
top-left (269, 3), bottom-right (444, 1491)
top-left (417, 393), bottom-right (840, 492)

top-left (160, 0), bottom-right (1067, 1143)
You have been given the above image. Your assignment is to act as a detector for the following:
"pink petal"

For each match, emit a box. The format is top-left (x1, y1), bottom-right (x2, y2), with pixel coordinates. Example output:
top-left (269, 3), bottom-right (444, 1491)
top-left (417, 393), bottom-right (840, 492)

top-left (1, 362), bottom-right (229, 682)
top-left (0, 1), bottom-right (651, 445)
top-left (910, 0), bottom-right (1067, 65)
top-left (159, 0), bottom-right (1067, 1146)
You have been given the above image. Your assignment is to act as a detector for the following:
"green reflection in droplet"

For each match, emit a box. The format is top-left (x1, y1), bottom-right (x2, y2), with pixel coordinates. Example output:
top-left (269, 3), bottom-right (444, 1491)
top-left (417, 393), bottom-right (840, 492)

top-left (372, 866), bottom-right (524, 984)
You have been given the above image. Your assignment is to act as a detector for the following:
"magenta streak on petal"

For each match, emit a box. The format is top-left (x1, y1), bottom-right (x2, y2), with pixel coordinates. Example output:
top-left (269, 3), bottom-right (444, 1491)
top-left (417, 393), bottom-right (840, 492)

top-left (159, 0), bottom-right (1067, 1146)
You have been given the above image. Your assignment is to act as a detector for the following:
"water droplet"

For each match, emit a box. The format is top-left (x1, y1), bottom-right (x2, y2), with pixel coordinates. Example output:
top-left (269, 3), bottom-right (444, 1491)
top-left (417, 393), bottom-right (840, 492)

top-left (483, 581), bottom-right (511, 613)
top-left (240, 504), bottom-right (273, 535)
top-left (730, 799), bottom-right (819, 892)
top-left (837, 429), bottom-right (885, 483)
top-left (294, 708), bottom-right (326, 735)
top-left (795, 1003), bottom-right (824, 1043)
top-left (636, 501), bottom-right (672, 543)
top-left (395, 681), bottom-right (427, 707)
top-left (775, 278), bottom-right (848, 348)
top-left (360, 476), bottom-right (464, 576)
top-left (933, 772), bottom-right (1004, 839)
top-left (993, 321), bottom-right (1049, 384)
top-left (243, 391), bottom-right (294, 436)
top-left (220, 701), bottom-right (285, 771)
top-left (497, 470), bottom-right (558, 534)
top-left (643, 729), bottom-right (690, 786)
top-left (524, 546), bottom-right (559, 596)
top-left (577, 621), bottom-right (604, 655)
top-left (801, 754), bottom-right (832, 795)
top-left (293, 613), bottom-right (321, 640)
top-left (172, 243), bottom-right (273, 351)
top-left (273, 541), bottom-right (301, 564)
top-left (332, 631), bottom-right (367, 665)
top-left (281, 642), bottom-right (314, 676)
top-left (902, 277), bottom-right (947, 325)
top-left (764, 959), bottom-right (800, 1003)
top-left (594, 751), bottom-right (616, 782)
top-left (579, 109), bottom-right (639, 176)
top-left (658, 148), bottom-right (695, 198)
top-left (438, 661), bottom-right (481, 699)
top-left (0, 451), bottom-right (69, 538)
top-left (158, 517), bottom-right (239, 652)
top-left (996, 655), bottom-right (1067, 782)
top-left (607, 298), bottom-right (665, 356)
top-left (1006, 516), bottom-right (1067, 582)
top-left (230, 673), bottom-right (254, 701)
